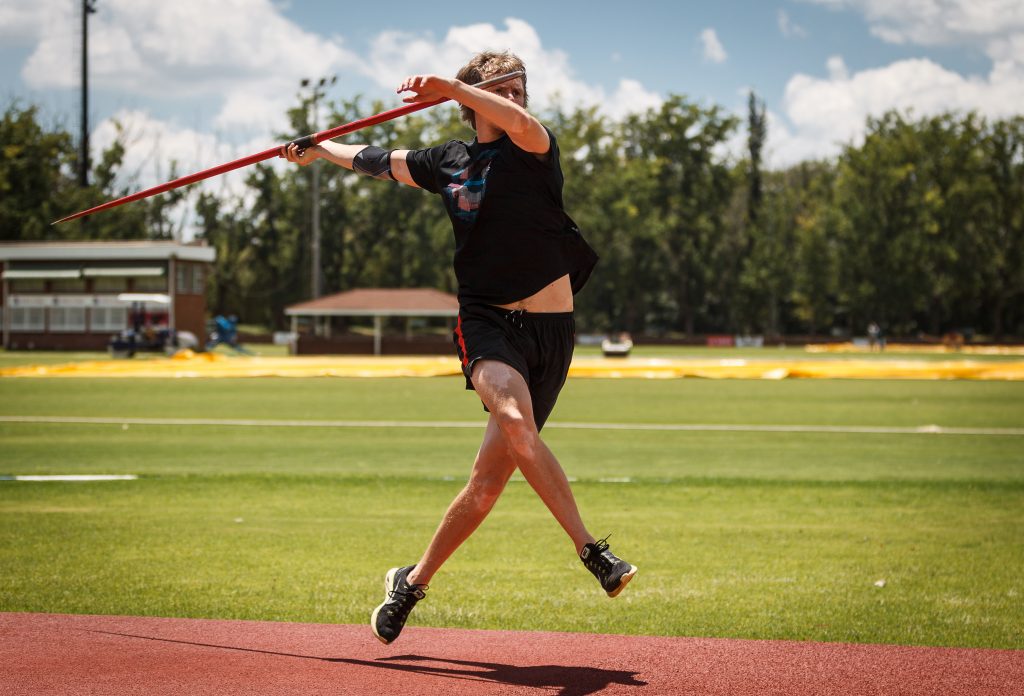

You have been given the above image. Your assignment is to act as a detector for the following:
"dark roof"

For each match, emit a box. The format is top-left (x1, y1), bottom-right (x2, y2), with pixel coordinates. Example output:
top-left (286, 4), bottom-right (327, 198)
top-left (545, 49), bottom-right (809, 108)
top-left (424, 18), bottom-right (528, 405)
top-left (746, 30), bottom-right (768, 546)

top-left (285, 288), bottom-right (459, 317)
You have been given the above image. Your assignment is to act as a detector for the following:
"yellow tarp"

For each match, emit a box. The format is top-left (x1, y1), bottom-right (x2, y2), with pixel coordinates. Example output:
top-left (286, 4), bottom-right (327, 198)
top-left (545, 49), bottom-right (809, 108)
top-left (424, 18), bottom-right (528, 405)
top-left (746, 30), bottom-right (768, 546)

top-left (2, 352), bottom-right (1023, 380)
top-left (569, 358), bottom-right (1024, 380)
top-left (806, 343), bottom-right (1024, 355)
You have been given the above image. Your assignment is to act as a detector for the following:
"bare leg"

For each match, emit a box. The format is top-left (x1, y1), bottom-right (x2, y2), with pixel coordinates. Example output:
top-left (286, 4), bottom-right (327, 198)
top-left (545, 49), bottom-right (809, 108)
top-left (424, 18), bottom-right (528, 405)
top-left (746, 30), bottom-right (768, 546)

top-left (406, 417), bottom-right (517, 587)
top-left (469, 360), bottom-right (595, 554)
top-left (406, 360), bottom-right (595, 588)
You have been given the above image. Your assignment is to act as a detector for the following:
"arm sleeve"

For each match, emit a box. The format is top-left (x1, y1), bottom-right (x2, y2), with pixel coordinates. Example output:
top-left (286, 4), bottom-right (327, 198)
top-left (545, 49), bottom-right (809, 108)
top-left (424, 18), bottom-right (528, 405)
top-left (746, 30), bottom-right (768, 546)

top-left (403, 143), bottom-right (449, 193)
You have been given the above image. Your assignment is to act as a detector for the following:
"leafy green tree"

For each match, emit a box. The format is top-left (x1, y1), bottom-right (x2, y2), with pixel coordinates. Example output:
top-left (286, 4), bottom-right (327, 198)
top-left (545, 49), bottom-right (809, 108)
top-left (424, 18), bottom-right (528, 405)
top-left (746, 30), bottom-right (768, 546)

top-left (832, 112), bottom-right (937, 335)
top-left (1, 102), bottom-right (185, 241)
top-left (619, 96), bottom-right (739, 335)
top-left (981, 117), bottom-right (1024, 338)
top-left (0, 102), bottom-right (75, 239)
top-left (788, 162), bottom-right (840, 335)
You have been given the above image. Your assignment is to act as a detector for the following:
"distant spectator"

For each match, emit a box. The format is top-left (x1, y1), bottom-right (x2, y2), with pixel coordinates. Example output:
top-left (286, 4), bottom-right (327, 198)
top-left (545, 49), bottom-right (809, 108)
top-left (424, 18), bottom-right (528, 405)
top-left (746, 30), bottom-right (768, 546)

top-left (943, 331), bottom-right (964, 351)
top-left (867, 322), bottom-right (885, 352)
top-left (206, 315), bottom-right (253, 354)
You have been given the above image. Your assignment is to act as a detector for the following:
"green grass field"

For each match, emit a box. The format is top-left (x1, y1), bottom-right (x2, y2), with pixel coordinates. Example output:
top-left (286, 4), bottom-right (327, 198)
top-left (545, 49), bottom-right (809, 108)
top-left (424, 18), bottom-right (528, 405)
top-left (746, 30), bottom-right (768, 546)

top-left (1, 352), bottom-right (1022, 649)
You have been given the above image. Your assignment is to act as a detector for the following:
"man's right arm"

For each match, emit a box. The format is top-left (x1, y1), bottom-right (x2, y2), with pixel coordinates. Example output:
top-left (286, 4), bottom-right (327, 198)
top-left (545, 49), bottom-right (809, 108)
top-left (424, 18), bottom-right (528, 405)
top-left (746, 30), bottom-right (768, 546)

top-left (281, 142), bottom-right (420, 189)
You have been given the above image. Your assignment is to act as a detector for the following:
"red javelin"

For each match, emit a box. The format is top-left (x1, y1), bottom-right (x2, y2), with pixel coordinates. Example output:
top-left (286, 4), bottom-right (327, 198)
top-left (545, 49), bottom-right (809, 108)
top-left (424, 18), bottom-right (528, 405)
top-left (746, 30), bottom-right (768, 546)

top-left (53, 70), bottom-right (525, 225)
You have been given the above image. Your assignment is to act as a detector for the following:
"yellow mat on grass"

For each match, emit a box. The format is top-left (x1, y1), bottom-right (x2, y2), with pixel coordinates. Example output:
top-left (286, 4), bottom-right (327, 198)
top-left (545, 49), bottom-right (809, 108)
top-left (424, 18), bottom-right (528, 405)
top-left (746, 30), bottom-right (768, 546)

top-left (806, 343), bottom-right (1024, 355)
top-left (2, 352), bottom-right (1023, 380)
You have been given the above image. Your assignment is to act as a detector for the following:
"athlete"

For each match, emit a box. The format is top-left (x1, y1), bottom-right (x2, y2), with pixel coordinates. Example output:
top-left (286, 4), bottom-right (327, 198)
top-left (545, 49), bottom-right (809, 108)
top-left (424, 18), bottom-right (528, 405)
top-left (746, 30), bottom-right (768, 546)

top-left (282, 51), bottom-right (636, 645)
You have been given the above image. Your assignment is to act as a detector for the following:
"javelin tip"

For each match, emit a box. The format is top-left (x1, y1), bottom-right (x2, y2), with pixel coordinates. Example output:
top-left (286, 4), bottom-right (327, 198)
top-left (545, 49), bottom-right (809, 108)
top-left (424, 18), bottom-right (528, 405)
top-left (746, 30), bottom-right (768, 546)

top-left (52, 210), bottom-right (88, 225)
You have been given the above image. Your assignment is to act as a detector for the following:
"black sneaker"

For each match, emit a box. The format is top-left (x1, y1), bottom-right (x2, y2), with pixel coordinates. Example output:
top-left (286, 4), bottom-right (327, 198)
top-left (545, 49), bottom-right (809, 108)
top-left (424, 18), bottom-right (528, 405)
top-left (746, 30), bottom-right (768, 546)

top-left (580, 536), bottom-right (637, 598)
top-left (371, 565), bottom-right (426, 645)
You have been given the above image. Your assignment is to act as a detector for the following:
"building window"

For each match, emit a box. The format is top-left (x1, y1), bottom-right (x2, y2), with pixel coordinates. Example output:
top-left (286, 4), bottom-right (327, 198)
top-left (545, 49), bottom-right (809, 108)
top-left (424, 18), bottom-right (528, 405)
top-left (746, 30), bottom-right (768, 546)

top-left (176, 264), bottom-right (190, 294)
top-left (10, 279), bottom-right (45, 293)
top-left (10, 307), bottom-right (46, 332)
top-left (174, 264), bottom-right (205, 296)
top-left (133, 275), bottom-right (167, 292)
top-left (92, 276), bottom-right (129, 293)
top-left (90, 307), bottom-right (128, 332)
top-left (48, 307), bottom-right (87, 332)
top-left (51, 278), bottom-right (87, 293)
top-left (192, 265), bottom-right (205, 295)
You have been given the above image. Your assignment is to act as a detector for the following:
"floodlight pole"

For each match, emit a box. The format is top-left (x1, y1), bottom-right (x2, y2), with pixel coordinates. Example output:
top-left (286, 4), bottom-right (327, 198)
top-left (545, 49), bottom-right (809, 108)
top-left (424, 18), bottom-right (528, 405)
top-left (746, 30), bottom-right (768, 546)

top-left (80, 0), bottom-right (97, 188)
top-left (301, 75), bottom-right (336, 301)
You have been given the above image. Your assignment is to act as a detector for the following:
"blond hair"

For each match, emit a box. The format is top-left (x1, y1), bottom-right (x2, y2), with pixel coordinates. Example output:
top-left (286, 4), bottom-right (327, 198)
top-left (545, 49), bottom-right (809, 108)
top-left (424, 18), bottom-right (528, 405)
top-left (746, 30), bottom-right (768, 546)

top-left (455, 51), bottom-right (528, 130)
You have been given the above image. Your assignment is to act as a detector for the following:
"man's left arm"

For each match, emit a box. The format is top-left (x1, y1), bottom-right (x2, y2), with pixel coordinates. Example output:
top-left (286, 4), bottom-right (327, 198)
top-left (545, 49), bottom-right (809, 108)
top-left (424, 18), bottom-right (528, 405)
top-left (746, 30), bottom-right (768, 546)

top-left (397, 75), bottom-right (550, 155)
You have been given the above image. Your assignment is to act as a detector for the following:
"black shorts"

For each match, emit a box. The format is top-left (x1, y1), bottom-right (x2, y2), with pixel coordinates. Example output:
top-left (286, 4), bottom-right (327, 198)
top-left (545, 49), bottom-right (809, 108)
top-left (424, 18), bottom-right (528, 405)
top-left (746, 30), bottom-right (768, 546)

top-left (453, 304), bottom-right (575, 431)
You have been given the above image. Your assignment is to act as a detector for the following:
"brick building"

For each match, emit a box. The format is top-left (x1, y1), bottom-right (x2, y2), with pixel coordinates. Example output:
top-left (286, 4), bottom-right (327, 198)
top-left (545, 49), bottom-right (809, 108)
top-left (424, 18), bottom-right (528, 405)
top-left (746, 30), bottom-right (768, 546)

top-left (1, 241), bottom-right (216, 350)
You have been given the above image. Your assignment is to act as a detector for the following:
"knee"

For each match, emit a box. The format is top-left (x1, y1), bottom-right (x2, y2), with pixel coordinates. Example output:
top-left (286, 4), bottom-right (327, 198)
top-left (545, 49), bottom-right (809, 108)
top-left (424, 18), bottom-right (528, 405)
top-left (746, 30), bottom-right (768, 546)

top-left (466, 474), bottom-right (507, 509)
top-left (496, 414), bottom-right (539, 462)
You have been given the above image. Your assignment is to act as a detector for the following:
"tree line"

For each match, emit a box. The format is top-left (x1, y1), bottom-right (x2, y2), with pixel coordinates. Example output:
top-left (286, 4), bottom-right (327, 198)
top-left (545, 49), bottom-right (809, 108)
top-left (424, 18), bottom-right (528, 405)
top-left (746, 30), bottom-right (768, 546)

top-left (3, 94), bottom-right (1022, 339)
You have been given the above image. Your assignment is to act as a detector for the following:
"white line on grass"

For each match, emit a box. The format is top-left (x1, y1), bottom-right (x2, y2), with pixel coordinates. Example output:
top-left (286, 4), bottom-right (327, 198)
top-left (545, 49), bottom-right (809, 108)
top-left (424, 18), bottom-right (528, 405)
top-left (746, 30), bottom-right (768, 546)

top-left (0, 475), bottom-right (138, 481)
top-left (0, 415), bottom-right (1021, 436)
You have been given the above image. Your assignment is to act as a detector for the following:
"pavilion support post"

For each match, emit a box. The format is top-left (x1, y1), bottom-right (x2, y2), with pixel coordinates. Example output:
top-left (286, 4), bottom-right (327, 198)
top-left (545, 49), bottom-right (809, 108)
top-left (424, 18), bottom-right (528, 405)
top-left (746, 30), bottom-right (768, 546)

top-left (373, 315), bottom-right (382, 356)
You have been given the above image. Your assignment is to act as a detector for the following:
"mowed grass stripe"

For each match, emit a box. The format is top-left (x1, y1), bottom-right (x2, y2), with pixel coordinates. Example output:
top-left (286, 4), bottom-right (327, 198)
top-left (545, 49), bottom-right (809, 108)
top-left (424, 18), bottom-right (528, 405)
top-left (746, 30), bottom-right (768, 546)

top-left (2, 415), bottom-right (1022, 437)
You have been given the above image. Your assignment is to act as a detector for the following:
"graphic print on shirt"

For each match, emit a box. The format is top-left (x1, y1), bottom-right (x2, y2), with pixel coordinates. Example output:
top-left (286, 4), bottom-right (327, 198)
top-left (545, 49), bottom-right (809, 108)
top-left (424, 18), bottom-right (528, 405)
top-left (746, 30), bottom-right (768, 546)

top-left (443, 147), bottom-right (500, 225)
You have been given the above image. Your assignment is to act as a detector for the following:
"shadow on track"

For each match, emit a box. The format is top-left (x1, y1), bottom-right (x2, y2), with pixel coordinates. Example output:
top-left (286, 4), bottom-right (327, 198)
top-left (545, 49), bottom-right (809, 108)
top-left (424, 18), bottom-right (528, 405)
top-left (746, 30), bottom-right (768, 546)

top-left (88, 631), bottom-right (647, 695)
top-left (356, 654), bottom-right (647, 695)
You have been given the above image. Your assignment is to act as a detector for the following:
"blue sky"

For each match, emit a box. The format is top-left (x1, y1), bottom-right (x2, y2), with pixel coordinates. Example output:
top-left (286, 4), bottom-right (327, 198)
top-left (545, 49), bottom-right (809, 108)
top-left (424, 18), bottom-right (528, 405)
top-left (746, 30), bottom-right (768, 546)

top-left (1, 0), bottom-right (1021, 193)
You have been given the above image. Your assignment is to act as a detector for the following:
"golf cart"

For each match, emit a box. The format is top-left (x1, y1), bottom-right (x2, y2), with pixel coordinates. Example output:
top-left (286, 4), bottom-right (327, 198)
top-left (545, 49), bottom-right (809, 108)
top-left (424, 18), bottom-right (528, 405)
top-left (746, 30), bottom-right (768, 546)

top-left (107, 293), bottom-right (197, 358)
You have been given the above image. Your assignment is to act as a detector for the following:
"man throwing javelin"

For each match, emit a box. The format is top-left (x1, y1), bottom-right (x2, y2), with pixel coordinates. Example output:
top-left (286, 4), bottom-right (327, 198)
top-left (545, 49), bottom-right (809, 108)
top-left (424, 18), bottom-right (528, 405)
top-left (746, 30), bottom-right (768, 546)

top-left (283, 50), bottom-right (637, 644)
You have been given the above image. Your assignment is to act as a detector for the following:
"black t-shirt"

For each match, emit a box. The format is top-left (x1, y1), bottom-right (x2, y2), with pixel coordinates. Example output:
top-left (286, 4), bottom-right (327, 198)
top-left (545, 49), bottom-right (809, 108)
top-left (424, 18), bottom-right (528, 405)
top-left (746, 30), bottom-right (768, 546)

top-left (404, 127), bottom-right (598, 306)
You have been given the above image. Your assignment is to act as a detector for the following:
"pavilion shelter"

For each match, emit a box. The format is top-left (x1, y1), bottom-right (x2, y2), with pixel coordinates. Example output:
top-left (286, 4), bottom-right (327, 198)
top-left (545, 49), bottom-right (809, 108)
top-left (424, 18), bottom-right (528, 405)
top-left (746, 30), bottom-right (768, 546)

top-left (285, 288), bottom-right (459, 355)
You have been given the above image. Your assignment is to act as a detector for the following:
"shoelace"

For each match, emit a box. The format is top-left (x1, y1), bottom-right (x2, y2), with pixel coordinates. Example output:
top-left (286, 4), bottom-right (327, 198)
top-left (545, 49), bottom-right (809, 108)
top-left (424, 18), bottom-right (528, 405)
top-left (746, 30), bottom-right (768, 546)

top-left (584, 535), bottom-right (617, 575)
top-left (388, 584), bottom-right (426, 603)
top-left (385, 584), bottom-right (425, 621)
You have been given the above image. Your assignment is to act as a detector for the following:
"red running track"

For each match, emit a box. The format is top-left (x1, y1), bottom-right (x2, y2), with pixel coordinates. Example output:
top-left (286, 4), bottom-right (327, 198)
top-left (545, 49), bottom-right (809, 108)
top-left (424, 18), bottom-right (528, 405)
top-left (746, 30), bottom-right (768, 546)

top-left (2, 613), bottom-right (1021, 695)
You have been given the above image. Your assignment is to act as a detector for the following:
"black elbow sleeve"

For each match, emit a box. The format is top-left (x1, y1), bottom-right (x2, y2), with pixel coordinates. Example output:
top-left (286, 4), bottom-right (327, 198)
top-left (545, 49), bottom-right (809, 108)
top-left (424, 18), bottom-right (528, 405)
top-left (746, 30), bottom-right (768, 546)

top-left (352, 146), bottom-right (395, 181)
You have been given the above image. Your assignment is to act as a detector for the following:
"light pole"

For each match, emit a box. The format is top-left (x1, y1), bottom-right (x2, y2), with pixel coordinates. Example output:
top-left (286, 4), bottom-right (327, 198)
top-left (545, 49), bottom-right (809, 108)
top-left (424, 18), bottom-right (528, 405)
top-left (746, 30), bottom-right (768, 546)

top-left (300, 75), bottom-right (336, 301)
top-left (80, 0), bottom-right (97, 188)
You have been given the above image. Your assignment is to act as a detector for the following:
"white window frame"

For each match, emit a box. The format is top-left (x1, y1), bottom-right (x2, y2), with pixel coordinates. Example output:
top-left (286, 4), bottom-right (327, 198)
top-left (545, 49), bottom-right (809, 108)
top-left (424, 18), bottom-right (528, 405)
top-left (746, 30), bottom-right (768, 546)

top-left (10, 307), bottom-right (46, 332)
top-left (48, 306), bottom-right (87, 333)
top-left (192, 265), bottom-right (205, 295)
top-left (90, 306), bottom-right (128, 332)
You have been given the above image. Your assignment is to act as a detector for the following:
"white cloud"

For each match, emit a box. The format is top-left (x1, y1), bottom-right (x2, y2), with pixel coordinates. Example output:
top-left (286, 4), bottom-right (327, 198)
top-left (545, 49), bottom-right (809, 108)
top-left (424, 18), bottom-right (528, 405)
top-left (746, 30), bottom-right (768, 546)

top-left (0, 0), bottom-right (61, 43)
top-left (13, 7), bottom-right (661, 133)
top-left (778, 10), bottom-right (808, 39)
top-left (20, 0), bottom-right (361, 137)
top-left (770, 54), bottom-right (1024, 167)
top-left (799, 0), bottom-right (1024, 71)
top-left (11, 5), bottom-right (664, 222)
top-left (826, 55), bottom-right (849, 80)
top-left (700, 28), bottom-right (728, 64)
top-left (603, 79), bottom-right (664, 121)
top-left (93, 110), bottom-right (223, 190)
top-left (769, 1), bottom-right (1024, 167)
top-left (357, 18), bottom-right (662, 120)
top-left (90, 109), bottom-right (282, 238)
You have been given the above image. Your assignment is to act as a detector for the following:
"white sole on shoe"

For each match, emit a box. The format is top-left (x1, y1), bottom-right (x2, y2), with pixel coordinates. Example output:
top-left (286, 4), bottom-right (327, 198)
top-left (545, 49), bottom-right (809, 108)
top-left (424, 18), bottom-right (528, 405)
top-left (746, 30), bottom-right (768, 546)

top-left (607, 565), bottom-right (638, 598)
top-left (370, 567), bottom-right (399, 644)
